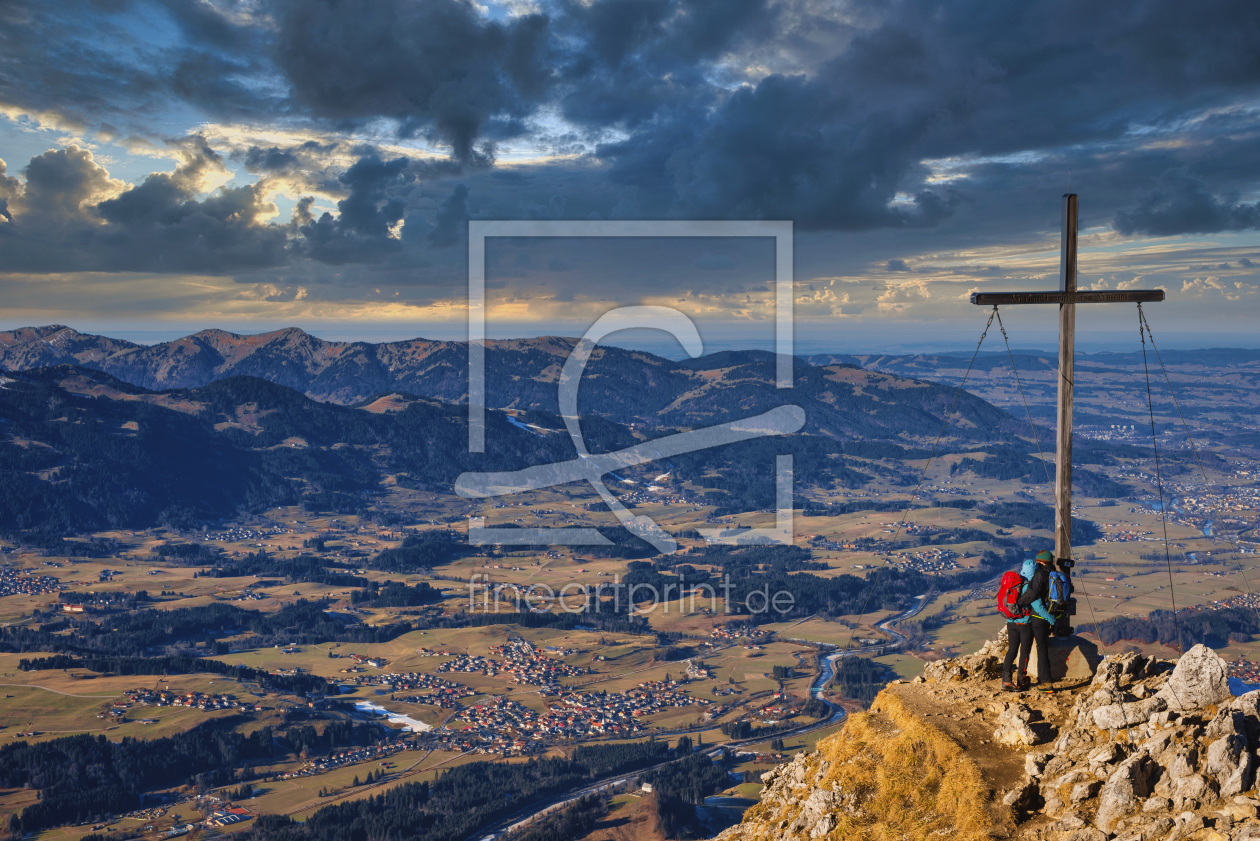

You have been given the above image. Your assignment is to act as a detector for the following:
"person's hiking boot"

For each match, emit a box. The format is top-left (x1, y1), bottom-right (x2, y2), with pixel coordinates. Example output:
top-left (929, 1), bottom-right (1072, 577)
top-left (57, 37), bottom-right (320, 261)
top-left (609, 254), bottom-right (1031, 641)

top-left (1001, 680), bottom-right (1018, 692)
top-left (1017, 674), bottom-right (1030, 691)
top-left (1033, 681), bottom-right (1054, 693)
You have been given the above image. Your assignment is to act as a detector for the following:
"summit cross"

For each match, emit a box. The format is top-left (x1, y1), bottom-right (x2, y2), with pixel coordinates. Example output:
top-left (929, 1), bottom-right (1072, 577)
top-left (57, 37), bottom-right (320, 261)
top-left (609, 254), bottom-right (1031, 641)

top-left (970, 193), bottom-right (1165, 634)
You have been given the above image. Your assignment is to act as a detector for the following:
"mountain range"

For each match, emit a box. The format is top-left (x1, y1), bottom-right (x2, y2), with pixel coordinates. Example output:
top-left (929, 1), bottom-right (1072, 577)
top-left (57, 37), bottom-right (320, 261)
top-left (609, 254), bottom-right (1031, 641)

top-left (0, 325), bottom-right (1024, 440)
top-left (0, 325), bottom-right (1140, 536)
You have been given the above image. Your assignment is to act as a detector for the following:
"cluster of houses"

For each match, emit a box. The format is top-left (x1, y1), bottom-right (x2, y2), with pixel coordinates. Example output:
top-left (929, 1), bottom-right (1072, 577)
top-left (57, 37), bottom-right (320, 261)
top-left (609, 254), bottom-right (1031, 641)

top-left (452, 682), bottom-right (708, 744)
top-left (1099, 518), bottom-right (1157, 542)
top-left (420, 728), bottom-right (522, 757)
top-left (810, 535), bottom-right (881, 552)
top-left (124, 689), bottom-right (255, 713)
top-left (1169, 484), bottom-right (1260, 536)
top-left (880, 520), bottom-right (942, 536)
top-left (709, 624), bottom-right (770, 641)
top-left (122, 805), bottom-right (168, 822)
top-left (616, 487), bottom-right (695, 507)
top-left (1228, 659), bottom-right (1260, 688)
top-left (1194, 589), bottom-right (1260, 614)
top-left (684, 662), bottom-right (713, 680)
top-left (278, 741), bottom-right (408, 780)
top-left (350, 672), bottom-right (477, 708)
top-left (331, 652), bottom-right (387, 669)
top-left (203, 808), bottom-right (252, 827)
top-left (202, 526), bottom-right (292, 542)
top-left (0, 566), bottom-right (61, 598)
top-left (920, 482), bottom-right (973, 497)
top-left (638, 678), bottom-right (686, 693)
top-left (436, 640), bottom-right (587, 694)
top-left (754, 700), bottom-right (803, 724)
top-left (889, 547), bottom-right (961, 574)
top-left (1174, 483), bottom-right (1260, 516)
top-left (454, 696), bottom-right (543, 740)
top-left (1098, 529), bottom-right (1154, 543)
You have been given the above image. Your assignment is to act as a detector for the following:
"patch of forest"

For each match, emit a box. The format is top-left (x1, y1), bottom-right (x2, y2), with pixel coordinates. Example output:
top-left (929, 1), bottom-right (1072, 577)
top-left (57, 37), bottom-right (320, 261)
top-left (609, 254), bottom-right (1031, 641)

top-left (0, 600), bottom-right (412, 658)
top-left (641, 746), bottom-right (733, 839)
top-left (237, 740), bottom-right (674, 841)
top-left (2, 719), bottom-right (277, 833)
top-left (830, 656), bottom-right (899, 708)
top-left (16, 653), bottom-right (327, 694)
top-left (1081, 604), bottom-right (1260, 650)
top-left (503, 794), bottom-right (607, 841)
top-left (349, 579), bottom-right (443, 608)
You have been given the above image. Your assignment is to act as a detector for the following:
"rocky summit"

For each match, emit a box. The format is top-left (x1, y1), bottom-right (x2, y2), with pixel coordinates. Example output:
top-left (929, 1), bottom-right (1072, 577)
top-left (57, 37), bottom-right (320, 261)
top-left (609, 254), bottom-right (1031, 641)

top-left (716, 639), bottom-right (1260, 841)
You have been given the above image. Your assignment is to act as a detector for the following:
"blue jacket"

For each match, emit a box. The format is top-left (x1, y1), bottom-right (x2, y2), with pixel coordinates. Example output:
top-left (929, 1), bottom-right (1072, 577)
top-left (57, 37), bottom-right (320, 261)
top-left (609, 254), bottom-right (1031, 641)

top-left (1010, 559), bottom-right (1055, 624)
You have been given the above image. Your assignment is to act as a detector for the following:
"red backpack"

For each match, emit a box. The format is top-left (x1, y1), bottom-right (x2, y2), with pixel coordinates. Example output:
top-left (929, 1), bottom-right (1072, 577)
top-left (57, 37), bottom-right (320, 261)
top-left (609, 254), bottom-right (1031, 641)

top-left (997, 570), bottom-right (1030, 620)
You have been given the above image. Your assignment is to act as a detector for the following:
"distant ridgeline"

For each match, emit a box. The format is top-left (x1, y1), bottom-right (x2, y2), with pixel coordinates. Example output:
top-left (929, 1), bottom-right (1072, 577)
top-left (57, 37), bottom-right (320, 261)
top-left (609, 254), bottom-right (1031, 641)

top-left (0, 332), bottom-right (1139, 537)
top-left (0, 370), bottom-right (576, 536)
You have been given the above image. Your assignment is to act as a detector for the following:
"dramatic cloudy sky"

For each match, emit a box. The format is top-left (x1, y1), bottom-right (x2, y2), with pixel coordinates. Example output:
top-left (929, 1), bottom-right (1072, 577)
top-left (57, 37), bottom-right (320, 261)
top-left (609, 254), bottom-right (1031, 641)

top-left (1, 0), bottom-right (1259, 351)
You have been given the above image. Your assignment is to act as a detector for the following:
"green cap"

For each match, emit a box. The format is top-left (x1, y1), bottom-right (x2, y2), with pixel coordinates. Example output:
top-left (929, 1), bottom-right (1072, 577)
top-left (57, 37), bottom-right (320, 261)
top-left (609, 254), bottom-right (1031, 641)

top-left (1035, 550), bottom-right (1054, 563)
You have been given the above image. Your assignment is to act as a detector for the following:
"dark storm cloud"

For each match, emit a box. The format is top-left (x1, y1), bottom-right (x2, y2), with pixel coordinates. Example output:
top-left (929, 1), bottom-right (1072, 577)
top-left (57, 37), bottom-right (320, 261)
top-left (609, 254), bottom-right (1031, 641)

top-left (598, 70), bottom-right (961, 229)
top-left (237, 141), bottom-right (348, 197)
top-left (0, 1), bottom-right (168, 132)
top-left (1114, 168), bottom-right (1260, 236)
top-left (296, 152), bottom-right (417, 265)
top-left (170, 49), bottom-right (278, 120)
top-left (3, 0), bottom-right (1260, 284)
top-left (153, 0), bottom-right (256, 51)
top-left (428, 183), bottom-right (471, 248)
top-left (272, 0), bottom-right (552, 161)
top-left (593, 0), bottom-right (1260, 230)
top-left (0, 141), bottom-right (287, 273)
top-left (291, 151), bottom-right (479, 265)
top-left (553, 0), bottom-right (775, 129)
top-left (0, 0), bottom-right (285, 135)
top-left (828, 0), bottom-right (1260, 162)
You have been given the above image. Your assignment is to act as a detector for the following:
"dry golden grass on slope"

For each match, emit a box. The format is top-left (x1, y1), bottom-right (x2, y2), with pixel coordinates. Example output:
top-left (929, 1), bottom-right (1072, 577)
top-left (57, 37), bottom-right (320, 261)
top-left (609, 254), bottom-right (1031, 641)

top-left (844, 692), bottom-right (995, 841)
top-left (734, 691), bottom-right (998, 841)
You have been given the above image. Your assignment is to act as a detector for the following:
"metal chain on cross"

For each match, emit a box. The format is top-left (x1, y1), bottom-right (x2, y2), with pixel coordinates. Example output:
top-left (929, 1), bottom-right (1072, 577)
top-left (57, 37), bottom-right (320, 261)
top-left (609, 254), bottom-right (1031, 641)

top-left (1138, 302), bottom-right (1183, 654)
top-left (1138, 304), bottom-right (1260, 650)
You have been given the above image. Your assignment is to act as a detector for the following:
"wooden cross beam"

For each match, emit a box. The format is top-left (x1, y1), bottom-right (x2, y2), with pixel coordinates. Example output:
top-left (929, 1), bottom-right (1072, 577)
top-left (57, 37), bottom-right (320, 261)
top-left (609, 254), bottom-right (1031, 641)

top-left (970, 194), bottom-right (1164, 632)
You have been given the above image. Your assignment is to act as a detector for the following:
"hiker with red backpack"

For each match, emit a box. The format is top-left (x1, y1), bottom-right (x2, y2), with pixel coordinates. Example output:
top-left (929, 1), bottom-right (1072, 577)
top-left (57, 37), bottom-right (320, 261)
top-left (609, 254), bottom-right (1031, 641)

top-left (998, 549), bottom-right (1058, 692)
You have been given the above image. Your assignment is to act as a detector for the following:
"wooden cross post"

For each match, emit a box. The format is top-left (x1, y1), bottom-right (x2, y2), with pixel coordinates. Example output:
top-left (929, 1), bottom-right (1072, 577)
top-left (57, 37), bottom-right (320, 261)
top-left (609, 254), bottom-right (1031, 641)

top-left (971, 194), bottom-right (1165, 636)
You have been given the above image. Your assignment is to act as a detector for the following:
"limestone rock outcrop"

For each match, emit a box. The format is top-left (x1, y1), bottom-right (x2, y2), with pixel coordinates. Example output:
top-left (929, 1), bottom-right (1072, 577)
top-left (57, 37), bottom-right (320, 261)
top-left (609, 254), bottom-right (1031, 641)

top-left (712, 639), bottom-right (1260, 841)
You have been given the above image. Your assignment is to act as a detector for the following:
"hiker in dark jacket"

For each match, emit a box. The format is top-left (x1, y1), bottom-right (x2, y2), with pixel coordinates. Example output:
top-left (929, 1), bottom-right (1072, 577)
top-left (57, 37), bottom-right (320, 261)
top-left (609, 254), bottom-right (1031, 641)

top-left (1002, 553), bottom-right (1056, 691)
top-left (1021, 549), bottom-right (1057, 691)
